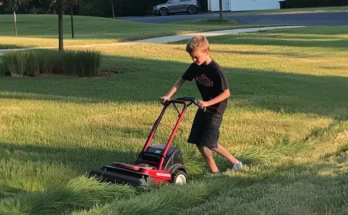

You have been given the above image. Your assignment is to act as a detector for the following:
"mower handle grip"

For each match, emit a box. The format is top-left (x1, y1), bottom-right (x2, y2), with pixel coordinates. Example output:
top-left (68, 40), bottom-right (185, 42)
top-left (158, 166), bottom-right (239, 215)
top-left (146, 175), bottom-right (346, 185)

top-left (175, 96), bottom-right (196, 104)
top-left (165, 97), bottom-right (206, 111)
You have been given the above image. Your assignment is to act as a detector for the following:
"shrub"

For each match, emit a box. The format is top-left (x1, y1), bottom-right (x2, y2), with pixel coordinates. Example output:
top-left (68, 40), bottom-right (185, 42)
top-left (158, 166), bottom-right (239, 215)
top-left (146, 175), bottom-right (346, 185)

top-left (0, 62), bottom-right (8, 76)
top-left (62, 50), bottom-right (101, 77)
top-left (25, 51), bottom-right (41, 77)
top-left (38, 50), bottom-right (61, 75)
top-left (3, 52), bottom-right (26, 77)
top-left (2, 50), bottom-right (101, 77)
top-left (0, 57), bottom-right (4, 76)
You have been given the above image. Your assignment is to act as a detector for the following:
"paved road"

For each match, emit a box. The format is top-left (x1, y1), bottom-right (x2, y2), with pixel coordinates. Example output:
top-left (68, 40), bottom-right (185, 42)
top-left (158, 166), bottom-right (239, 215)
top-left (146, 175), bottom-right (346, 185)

top-left (119, 11), bottom-right (348, 26)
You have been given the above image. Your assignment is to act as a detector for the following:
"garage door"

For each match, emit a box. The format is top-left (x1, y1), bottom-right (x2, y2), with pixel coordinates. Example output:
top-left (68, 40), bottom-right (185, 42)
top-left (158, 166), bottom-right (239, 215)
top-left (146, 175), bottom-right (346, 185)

top-left (210, 0), bottom-right (230, 11)
top-left (231, 0), bottom-right (280, 12)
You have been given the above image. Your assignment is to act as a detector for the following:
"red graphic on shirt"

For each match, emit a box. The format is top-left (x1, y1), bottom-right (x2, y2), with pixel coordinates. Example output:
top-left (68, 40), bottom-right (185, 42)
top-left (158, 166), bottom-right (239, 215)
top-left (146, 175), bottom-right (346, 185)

top-left (196, 74), bottom-right (214, 87)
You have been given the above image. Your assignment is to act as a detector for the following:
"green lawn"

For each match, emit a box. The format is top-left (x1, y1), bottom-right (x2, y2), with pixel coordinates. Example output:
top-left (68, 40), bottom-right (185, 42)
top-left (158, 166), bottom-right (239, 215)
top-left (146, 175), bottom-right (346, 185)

top-left (0, 24), bottom-right (348, 214)
top-left (0, 14), bottom-right (265, 49)
top-left (228, 5), bottom-right (348, 15)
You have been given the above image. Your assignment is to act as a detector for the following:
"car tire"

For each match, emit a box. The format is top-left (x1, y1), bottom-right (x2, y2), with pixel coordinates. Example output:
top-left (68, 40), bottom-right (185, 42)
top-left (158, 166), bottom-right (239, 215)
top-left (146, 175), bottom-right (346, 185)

top-left (187, 5), bottom-right (197, 14)
top-left (172, 170), bottom-right (187, 185)
top-left (159, 8), bottom-right (169, 16)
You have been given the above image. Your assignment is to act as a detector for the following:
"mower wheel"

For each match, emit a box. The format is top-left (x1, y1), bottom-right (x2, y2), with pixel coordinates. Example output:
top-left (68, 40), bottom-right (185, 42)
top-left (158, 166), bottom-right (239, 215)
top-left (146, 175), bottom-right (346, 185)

top-left (172, 170), bottom-right (187, 185)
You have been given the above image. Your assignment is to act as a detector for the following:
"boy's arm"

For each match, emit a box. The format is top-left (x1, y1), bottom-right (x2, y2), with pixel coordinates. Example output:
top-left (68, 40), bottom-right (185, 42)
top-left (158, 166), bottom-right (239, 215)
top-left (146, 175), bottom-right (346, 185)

top-left (198, 89), bottom-right (230, 108)
top-left (161, 78), bottom-right (186, 103)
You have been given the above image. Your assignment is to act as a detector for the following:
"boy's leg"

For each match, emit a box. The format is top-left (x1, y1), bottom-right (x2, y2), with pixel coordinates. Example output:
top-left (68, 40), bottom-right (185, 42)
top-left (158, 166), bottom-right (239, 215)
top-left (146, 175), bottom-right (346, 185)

top-left (197, 145), bottom-right (219, 173)
top-left (210, 144), bottom-right (239, 164)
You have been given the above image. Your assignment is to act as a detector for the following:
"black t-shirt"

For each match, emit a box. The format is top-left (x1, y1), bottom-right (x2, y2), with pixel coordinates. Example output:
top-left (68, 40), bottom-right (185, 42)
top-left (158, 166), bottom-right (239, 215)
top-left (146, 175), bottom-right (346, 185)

top-left (182, 60), bottom-right (229, 114)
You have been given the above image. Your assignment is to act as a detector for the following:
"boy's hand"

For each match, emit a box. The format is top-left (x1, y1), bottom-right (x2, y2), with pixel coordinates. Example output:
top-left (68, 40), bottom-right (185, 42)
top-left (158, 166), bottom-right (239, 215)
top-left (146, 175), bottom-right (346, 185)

top-left (197, 100), bottom-right (209, 109)
top-left (160, 96), bottom-right (170, 104)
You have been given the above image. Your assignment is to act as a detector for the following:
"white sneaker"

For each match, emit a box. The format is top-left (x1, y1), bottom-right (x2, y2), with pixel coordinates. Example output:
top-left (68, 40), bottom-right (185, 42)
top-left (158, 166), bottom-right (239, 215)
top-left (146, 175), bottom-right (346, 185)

top-left (231, 161), bottom-right (243, 171)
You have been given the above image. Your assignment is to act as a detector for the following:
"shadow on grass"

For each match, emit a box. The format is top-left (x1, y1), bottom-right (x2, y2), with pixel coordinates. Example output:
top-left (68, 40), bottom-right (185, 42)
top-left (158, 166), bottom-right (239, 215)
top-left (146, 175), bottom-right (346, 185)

top-left (0, 186), bottom-right (25, 199)
top-left (0, 44), bottom-right (27, 50)
top-left (264, 25), bottom-right (348, 36)
top-left (169, 26), bottom-right (348, 49)
top-left (214, 49), bottom-right (315, 58)
top-left (0, 141), bottom-right (140, 200)
top-left (1, 137), bottom-right (347, 214)
top-left (209, 35), bottom-right (348, 49)
top-left (0, 141), bottom-right (139, 172)
top-left (205, 25), bottom-right (348, 48)
top-left (0, 55), bottom-right (347, 120)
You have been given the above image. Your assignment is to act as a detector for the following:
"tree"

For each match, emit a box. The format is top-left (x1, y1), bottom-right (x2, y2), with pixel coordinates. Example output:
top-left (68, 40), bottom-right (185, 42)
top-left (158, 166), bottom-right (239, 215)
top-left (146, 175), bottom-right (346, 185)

top-left (4, 0), bottom-right (29, 36)
top-left (219, 0), bottom-right (223, 21)
top-left (67, 0), bottom-right (78, 38)
top-left (54, 0), bottom-right (77, 51)
top-left (110, 0), bottom-right (114, 18)
top-left (56, 0), bottom-right (64, 51)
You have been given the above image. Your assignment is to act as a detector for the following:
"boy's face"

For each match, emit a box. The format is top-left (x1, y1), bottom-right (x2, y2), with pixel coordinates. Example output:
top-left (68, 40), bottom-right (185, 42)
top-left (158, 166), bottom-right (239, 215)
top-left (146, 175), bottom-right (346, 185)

top-left (189, 49), bottom-right (209, 66)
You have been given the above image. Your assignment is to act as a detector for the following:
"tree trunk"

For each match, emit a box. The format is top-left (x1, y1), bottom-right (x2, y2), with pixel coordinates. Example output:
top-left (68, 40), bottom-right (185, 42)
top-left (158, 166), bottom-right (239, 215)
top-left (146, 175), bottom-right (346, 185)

top-left (58, 0), bottom-right (64, 52)
top-left (70, 7), bottom-right (75, 39)
top-left (111, 0), bottom-right (115, 18)
top-left (13, 10), bottom-right (17, 36)
top-left (219, 0), bottom-right (223, 21)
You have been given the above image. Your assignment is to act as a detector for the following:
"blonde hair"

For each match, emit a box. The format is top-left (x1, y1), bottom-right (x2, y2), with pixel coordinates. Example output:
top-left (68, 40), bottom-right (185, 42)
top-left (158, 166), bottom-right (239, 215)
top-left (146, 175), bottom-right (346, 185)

top-left (186, 36), bottom-right (210, 53)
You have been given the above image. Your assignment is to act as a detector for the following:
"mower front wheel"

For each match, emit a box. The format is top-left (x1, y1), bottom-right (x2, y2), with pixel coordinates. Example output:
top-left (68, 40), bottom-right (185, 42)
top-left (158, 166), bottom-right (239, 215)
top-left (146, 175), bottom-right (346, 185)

top-left (172, 170), bottom-right (187, 185)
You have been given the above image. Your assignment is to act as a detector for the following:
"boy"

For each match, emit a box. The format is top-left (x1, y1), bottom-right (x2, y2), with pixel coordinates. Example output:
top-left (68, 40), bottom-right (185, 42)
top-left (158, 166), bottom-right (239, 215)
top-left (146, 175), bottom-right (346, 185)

top-left (160, 35), bottom-right (242, 174)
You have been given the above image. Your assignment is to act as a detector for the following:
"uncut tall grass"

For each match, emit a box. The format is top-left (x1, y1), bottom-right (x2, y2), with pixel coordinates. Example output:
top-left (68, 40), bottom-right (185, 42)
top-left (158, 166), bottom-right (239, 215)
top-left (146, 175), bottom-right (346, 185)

top-left (2, 50), bottom-right (101, 77)
top-left (0, 25), bottom-right (347, 214)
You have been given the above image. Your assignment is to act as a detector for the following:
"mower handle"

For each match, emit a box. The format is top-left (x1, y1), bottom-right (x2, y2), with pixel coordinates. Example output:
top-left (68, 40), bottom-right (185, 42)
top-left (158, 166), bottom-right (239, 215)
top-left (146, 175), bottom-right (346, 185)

top-left (140, 96), bottom-right (204, 167)
top-left (164, 97), bottom-right (206, 111)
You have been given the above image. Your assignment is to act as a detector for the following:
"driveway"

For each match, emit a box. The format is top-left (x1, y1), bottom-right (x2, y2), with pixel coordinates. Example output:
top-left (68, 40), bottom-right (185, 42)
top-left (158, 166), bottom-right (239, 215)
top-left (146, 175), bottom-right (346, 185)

top-left (119, 11), bottom-right (348, 26)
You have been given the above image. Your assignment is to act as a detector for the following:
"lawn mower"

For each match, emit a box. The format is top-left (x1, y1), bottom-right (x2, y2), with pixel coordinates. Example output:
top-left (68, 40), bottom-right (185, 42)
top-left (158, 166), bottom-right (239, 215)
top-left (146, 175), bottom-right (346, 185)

top-left (90, 97), bottom-right (199, 187)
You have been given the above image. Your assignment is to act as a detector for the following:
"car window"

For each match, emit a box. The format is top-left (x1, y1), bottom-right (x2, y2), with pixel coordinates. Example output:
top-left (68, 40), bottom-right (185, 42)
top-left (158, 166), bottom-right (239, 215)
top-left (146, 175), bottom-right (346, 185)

top-left (169, 0), bottom-right (179, 4)
top-left (179, 0), bottom-right (191, 2)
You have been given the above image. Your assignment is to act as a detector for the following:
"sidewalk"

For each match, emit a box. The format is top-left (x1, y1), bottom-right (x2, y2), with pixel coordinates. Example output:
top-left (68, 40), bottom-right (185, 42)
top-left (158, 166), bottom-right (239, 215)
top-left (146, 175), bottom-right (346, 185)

top-left (0, 26), bottom-right (303, 56)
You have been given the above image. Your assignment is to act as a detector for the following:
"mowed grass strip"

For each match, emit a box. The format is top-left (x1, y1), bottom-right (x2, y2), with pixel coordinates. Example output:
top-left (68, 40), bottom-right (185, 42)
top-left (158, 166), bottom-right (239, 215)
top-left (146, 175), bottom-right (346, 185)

top-left (0, 14), bottom-right (258, 49)
top-left (0, 26), bottom-right (347, 214)
top-left (225, 5), bottom-right (348, 15)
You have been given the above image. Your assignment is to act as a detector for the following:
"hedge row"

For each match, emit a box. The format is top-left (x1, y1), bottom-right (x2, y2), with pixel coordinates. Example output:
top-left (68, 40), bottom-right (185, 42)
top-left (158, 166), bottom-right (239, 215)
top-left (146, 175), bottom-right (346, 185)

top-left (2, 50), bottom-right (101, 77)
